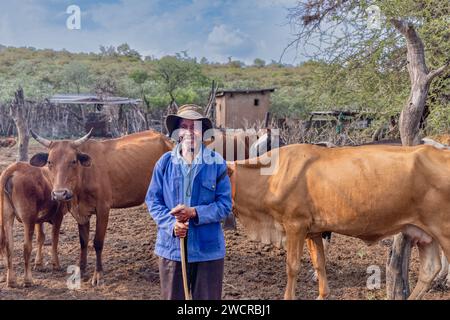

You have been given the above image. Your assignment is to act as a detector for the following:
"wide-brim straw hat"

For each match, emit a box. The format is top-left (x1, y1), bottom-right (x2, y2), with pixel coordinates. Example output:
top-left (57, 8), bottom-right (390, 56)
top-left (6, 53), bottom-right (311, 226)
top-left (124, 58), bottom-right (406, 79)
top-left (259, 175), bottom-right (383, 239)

top-left (165, 104), bottom-right (212, 137)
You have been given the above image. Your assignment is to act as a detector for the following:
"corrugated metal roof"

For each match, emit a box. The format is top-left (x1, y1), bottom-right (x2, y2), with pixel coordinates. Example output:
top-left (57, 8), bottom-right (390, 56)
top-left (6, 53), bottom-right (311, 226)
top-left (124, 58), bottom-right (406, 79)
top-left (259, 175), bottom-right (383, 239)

top-left (310, 111), bottom-right (359, 117)
top-left (49, 94), bottom-right (141, 105)
top-left (216, 88), bottom-right (275, 97)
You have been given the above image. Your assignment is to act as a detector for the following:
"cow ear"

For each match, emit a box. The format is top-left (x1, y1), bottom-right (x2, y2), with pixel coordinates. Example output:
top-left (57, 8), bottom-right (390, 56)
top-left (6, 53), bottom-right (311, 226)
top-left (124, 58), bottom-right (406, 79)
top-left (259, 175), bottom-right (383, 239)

top-left (77, 153), bottom-right (91, 167)
top-left (30, 153), bottom-right (48, 167)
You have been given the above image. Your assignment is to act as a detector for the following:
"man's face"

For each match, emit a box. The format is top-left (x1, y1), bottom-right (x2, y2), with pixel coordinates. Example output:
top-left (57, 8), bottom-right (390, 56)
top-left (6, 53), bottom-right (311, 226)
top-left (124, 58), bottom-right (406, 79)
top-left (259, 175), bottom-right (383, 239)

top-left (179, 119), bottom-right (202, 151)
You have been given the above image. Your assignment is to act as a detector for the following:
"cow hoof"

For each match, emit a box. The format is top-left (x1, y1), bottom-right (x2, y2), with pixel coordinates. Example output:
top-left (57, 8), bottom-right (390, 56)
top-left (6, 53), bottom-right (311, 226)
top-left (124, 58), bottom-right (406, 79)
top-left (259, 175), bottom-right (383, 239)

top-left (24, 279), bottom-right (34, 288)
top-left (91, 271), bottom-right (103, 286)
top-left (7, 280), bottom-right (18, 288)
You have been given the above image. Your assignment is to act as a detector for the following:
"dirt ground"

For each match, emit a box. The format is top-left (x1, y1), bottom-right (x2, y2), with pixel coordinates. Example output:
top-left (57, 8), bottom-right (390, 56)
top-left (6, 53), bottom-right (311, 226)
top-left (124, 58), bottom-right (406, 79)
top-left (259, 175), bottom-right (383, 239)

top-left (0, 141), bottom-right (449, 300)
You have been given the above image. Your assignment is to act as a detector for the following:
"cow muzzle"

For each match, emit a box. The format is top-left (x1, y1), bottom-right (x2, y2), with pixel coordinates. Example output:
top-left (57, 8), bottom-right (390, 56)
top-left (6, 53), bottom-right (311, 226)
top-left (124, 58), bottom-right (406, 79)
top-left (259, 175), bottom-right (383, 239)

top-left (52, 189), bottom-right (73, 201)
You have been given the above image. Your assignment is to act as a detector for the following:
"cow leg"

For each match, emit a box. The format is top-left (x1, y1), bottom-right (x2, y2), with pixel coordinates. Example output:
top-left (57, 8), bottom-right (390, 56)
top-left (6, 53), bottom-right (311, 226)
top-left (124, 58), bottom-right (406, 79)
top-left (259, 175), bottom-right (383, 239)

top-left (4, 206), bottom-right (17, 288)
top-left (91, 211), bottom-right (109, 286)
top-left (310, 232), bottom-right (332, 282)
top-left (23, 222), bottom-right (36, 287)
top-left (307, 235), bottom-right (330, 299)
top-left (0, 253), bottom-right (5, 282)
top-left (34, 223), bottom-right (45, 270)
top-left (51, 211), bottom-right (64, 271)
top-left (284, 225), bottom-right (307, 300)
top-left (408, 239), bottom-right (441, 300)
top-left (78, 221), bottom-right (90, 275)
top-left (436, 251), bottom-right (449, 286)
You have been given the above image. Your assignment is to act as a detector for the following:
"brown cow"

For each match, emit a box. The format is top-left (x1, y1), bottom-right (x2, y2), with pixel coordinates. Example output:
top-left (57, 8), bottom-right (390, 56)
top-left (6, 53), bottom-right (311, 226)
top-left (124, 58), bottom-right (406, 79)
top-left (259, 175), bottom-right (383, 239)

top-left (29, 129), bottom-right (174, 286)
top-left (227, 143), bottom-right (450, 299)
top-left (0, 162), bottom-right (66, 287)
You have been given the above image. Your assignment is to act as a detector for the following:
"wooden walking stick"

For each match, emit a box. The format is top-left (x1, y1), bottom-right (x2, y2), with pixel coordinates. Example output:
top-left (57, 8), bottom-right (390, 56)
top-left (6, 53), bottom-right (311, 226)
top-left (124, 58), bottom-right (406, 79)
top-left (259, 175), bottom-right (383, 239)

top-left (180, 236), bottom-right (191, 300)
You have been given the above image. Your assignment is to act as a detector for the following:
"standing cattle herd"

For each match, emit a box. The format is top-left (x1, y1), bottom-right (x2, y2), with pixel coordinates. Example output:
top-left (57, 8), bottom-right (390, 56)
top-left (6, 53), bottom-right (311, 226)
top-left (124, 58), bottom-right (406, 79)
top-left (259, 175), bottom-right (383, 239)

top-left (1, 129), bottom-right (450, 299)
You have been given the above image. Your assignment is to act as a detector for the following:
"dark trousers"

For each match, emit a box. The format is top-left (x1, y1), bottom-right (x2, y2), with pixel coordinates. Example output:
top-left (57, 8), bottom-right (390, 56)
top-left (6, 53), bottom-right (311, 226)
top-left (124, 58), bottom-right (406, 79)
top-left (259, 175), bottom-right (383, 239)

top-left (158, 256), bottom-right (224, 300)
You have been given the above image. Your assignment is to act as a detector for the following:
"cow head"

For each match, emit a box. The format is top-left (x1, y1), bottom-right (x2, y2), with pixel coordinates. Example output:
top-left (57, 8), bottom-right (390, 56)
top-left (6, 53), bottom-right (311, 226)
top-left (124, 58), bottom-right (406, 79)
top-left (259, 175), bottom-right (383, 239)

top-left (29, 130), bottom-right (93, 202)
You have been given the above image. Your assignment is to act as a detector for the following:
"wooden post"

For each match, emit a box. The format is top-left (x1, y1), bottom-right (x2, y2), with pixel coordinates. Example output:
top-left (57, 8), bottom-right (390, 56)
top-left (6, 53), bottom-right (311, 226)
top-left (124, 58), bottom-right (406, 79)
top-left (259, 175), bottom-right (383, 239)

top-left (386, 233), bottom-right (411, 299)
top-left (264, 112), bottom-right (271, 129)
top-left (10, 87), bottom-right (30, 162)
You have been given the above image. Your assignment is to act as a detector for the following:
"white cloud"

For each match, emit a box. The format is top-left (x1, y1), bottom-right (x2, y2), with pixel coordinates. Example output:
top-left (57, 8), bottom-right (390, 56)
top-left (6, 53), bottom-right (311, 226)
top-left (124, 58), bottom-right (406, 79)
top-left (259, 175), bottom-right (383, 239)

top-left (207, 25), bottom-right (250, 48)
top-left (0, 0), bottom-right (302, 63)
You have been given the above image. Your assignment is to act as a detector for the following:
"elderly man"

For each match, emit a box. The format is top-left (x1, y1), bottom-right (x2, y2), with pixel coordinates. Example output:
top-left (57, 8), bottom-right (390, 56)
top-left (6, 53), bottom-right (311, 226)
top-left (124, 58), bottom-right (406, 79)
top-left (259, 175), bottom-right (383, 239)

top-left (146, 104), bottom-right (232, 300)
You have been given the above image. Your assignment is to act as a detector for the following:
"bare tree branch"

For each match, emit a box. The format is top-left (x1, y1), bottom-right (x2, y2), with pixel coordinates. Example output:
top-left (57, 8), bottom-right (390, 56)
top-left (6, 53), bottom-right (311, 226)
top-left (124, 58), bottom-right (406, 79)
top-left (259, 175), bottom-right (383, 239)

top-left (427, 61), bottom-right (450, 82)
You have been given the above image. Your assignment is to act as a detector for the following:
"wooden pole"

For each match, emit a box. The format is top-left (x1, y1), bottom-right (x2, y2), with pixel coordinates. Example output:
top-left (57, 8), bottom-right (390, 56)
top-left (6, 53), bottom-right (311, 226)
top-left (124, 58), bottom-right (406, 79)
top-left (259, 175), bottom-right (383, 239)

top-left (10, 87), bottom-right (29, 162)
top-left (180, 237), bottom-right (191, 300)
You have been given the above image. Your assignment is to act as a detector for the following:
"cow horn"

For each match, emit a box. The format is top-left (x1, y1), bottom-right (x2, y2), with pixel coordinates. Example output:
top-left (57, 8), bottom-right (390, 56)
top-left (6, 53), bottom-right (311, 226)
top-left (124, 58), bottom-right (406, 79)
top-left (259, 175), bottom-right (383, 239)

top-left (72, 128), bottom-right (93, 147)
top-left (30, 129), bottom-right (52, 148)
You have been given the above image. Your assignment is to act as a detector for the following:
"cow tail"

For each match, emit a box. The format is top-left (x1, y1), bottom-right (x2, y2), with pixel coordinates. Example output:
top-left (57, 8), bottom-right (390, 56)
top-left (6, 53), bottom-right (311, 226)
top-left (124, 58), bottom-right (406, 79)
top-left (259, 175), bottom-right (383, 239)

top-left (0, 166), bottom-right (14, 256)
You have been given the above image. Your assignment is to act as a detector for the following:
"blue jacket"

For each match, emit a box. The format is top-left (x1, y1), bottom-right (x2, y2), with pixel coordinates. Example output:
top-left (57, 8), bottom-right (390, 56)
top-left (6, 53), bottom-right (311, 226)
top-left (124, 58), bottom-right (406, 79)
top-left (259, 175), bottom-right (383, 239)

top-left (145, 145), bottom-right (232, 262)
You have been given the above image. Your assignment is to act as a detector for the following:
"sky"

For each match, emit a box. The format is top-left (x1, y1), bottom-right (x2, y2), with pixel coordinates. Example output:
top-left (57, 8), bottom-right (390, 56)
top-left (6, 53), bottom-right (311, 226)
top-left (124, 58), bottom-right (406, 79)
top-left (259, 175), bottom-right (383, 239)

top-left (0, 0), bottom-right (304, 64)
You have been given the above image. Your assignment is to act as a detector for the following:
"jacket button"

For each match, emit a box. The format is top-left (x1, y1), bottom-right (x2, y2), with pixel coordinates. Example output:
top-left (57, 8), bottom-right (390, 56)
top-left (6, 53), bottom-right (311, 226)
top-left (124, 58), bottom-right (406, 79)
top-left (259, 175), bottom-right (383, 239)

top-left (212, 185), bottom-right (215, 189)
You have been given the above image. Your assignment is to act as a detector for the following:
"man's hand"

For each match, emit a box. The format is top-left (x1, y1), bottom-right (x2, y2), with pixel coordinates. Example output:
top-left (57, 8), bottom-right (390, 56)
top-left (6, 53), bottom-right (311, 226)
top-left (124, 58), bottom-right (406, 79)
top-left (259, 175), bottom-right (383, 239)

top-left (170, 204), bottom-right (197, 223)
top-left (174, 221), bottom-right (189, 238)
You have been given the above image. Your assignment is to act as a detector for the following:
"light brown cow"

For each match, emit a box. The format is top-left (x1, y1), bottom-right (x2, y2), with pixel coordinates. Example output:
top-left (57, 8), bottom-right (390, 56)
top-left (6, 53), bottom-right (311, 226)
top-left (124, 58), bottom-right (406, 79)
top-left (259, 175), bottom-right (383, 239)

top-left (0, 162), bottom-right (66, 287)
top-left (29, 129), bottom-right (174, 286)
top-left (227, 143), bottom-right (450, 299)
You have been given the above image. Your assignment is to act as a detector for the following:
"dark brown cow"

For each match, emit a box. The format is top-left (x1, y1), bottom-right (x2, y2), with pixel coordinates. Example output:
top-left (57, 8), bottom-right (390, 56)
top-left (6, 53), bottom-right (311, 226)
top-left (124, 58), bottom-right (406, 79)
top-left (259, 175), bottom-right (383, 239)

top-left (29, 129), bottom-right (174, 285)
top-left (0, 162), bottom-right (66, 287)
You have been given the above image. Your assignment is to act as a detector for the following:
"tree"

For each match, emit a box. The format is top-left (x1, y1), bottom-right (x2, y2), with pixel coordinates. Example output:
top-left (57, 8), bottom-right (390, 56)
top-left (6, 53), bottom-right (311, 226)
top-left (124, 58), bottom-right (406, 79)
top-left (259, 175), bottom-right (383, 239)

top-left (117, 43), bottom-right (141, 60)
top-left (10, 87), bottom-right (29, 161)
top-left (60, 61), bottom-right (92, 94)
top-left (152, 55), bottom-right (207, 105)
top-left (99, 45), bottom-right (117, 57)
top-left (129, 69), bottom-right (152, 128)
top-left (253, 58), bottom-right (266, 68)
top-left (130, 70), bottom-right (150, 86)
top-left (287, 0), bottom-right (449, 299)
top-left (94, 74), bottom-right (117, 97)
